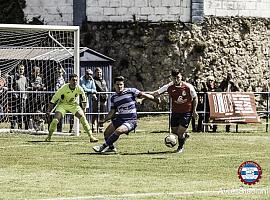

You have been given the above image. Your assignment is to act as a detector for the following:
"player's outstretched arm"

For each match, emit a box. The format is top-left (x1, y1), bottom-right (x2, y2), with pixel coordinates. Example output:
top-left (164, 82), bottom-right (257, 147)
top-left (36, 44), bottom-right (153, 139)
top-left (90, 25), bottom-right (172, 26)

top-left (140, 92), bottom-right (161, 104)
top-left (149, 81), bottom-right (173, 96)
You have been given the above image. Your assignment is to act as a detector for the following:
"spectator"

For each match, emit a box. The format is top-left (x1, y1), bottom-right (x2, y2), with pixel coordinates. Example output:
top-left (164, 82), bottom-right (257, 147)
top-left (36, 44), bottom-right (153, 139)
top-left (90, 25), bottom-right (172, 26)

top-left (28, 66), bottom-right (46, 131)
top-left (219, 72), bottom-right (239, 93)
top-left (191, 76), bottom-right (204, 132)
top-left (203, 75), bottom-right (222, 132)
top-left (0, 71), bottom-right (8, 122)
top-left (92, 67), bottom-right (108, 133)
top-left (219, 72), bottom-right (240, 132)
top-left (55, 67), bottom-right (65, 91)
top-left (79, 69), bottom-right (97, 133)
top-left (9, 64), bottom-right (29, 129)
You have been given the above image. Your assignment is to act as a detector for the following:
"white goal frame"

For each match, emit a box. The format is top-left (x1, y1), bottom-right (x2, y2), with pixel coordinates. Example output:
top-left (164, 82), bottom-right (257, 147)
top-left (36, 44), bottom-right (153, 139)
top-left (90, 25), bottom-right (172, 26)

top-left (0, 24), bottom-right (81, 136)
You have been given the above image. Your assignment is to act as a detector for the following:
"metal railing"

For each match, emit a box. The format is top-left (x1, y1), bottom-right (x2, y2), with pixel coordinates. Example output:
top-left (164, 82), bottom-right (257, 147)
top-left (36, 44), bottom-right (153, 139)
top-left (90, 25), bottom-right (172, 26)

top-left (1, 90), bottom-right (269, 132)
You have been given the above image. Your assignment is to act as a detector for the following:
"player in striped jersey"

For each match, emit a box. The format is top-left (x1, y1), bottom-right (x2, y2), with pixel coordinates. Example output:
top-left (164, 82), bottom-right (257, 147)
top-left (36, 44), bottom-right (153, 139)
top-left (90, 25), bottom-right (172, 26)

top-left (152, 69), bottom-right (198, 153)
top-left (45, 74), bottom-right (98, 143)
top-left (92, 76), bottom-right (160, 153)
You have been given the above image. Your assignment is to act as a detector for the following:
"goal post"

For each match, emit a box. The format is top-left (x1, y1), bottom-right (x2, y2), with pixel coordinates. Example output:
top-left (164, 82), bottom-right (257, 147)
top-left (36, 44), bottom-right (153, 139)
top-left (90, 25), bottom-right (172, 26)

top-left (0, 24), bottom-right (80, 136)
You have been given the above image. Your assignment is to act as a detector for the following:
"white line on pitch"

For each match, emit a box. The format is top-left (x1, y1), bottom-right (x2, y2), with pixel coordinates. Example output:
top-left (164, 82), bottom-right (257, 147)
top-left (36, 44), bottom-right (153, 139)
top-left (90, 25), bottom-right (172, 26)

top-left (39, 188), bottom-right (270, 200)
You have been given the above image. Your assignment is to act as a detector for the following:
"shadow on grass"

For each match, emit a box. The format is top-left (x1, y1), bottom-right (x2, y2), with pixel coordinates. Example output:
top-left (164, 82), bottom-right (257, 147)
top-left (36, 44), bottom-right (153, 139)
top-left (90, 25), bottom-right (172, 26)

top-left (74, 152), bottom-right (115, 156)
top-left (27, 140), bottom-right (75, 143)
top-left (121, 150), bottom-right (173, 156)
top-left (75, 151), bottom-right (173, 156)
top-left (150, 130), bottom-right (170, 133)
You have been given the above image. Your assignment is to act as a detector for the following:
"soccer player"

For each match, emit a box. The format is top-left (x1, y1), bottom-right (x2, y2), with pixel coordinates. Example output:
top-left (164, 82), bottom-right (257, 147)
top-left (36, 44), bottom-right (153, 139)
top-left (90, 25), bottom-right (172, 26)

top-left (92, 76), bottom-right (160, 153)
top-left (151, 69), bottom-right (198, 153)
top-left (45, 74), bottom-right (98, 143)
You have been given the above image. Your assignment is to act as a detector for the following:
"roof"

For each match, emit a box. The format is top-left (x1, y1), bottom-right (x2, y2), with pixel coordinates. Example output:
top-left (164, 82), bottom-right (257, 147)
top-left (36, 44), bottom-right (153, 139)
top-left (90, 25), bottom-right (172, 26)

top-left (80, 48), bottom-right (115, 62)
top-left (0, 46), bottom-right (114, 62)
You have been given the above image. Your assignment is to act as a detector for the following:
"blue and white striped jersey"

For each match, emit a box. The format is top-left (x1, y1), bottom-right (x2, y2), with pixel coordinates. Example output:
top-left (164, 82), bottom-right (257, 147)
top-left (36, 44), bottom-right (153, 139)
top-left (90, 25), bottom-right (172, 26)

top-left (111, 88), bottom-right (141, 121)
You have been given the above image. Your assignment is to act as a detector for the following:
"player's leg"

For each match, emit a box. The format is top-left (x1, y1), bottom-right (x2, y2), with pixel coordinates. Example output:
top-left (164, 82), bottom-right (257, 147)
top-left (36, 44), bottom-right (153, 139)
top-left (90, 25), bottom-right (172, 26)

top-left (92, 122), bottom-right (115, 152)
top-left (69, 115), bottom-right (74, 133)
top-left (93, 120), bottom-right (136, 153)
top-left (103, 122), bottom-right (115, 143)
top-left (45, 111), bottom-right (62, 142)
top-left (74, 108), bottom-right (98, 142)
top-left (171, 112), bottom-right (192, 153)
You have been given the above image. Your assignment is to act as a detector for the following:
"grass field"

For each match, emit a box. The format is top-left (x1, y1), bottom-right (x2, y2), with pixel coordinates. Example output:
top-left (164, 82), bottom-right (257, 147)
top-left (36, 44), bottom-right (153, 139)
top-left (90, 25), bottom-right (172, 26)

top-left (0, 115), bottom-right (269, 200)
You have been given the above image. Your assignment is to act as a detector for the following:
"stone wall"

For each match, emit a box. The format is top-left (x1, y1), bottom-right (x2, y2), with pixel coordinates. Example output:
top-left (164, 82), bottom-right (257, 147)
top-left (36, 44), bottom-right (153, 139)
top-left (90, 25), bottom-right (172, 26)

top-left (82, 16), bottom-right (269, 109)
top-left (82, 17), bottom-right (269, 91)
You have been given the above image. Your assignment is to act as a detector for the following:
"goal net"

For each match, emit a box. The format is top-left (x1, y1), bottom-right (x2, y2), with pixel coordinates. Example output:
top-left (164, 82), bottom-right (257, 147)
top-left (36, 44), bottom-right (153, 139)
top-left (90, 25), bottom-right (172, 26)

top-left (0, 24), bottom-right (80, 135)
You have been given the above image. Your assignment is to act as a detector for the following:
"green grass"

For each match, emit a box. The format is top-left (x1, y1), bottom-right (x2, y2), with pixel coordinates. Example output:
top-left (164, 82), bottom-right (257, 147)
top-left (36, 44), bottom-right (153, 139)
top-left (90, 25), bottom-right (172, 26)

top-left (0, 115), bottom-right (269, 200)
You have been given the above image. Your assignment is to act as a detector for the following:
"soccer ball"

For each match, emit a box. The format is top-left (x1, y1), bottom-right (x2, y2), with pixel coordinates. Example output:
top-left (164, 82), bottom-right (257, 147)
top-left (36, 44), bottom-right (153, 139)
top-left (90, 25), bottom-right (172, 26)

top-left (164, 134), bottom-right (177, 148)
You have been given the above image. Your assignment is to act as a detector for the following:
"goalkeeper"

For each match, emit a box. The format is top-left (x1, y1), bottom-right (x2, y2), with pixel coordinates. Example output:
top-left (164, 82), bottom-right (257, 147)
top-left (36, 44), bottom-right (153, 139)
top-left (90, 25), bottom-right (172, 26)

top-left (45, 74), bottom-right (98, 143)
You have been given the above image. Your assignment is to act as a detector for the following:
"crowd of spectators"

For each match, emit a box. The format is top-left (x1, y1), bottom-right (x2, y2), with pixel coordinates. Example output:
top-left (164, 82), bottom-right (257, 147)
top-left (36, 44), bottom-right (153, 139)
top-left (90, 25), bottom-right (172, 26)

top-left (2, 65), bottom-right (109, 132)
top-left (191, 72), bottom-right (240, 132)
top-left (1, 65), bottom-right (268, 133)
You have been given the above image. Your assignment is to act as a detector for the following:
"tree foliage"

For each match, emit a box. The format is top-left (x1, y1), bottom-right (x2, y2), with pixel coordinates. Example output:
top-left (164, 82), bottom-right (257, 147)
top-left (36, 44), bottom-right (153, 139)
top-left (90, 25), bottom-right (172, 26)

top-left (0, 0), bottom-right (26, 24)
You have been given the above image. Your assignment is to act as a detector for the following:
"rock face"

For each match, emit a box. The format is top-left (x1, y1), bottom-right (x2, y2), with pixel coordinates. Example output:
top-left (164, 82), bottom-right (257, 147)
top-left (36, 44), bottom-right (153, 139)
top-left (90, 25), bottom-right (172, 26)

top-left (82, 16), bottom-right (269, 111)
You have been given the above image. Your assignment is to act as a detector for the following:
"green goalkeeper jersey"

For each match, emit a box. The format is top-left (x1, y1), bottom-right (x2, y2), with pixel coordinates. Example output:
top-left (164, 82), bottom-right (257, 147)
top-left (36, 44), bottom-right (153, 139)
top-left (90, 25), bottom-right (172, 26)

top-left (51, 83), bottom-right (87, 105)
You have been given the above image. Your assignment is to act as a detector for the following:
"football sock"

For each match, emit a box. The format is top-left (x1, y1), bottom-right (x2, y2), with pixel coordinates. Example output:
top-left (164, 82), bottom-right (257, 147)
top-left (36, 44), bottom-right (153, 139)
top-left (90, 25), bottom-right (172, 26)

top-left (80, 116), bottom-right (92, 137)
top-left (49, 118), bottom-right (59, 133)
top-left (178, 136), bottom-right (186, 149)
top-left (105, 135), bottom-right (115, 149)
top-left (105, 132), bottom-right (119, 146)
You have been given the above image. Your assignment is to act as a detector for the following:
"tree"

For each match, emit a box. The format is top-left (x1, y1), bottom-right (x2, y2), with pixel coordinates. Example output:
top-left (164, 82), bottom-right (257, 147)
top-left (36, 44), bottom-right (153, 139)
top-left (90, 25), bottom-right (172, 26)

top-left (0, 0), bottom-right (26, 24)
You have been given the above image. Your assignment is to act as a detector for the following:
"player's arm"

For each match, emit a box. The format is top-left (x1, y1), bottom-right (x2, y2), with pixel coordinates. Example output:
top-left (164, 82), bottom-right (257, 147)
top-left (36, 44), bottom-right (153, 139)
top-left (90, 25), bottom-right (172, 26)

top-left (79, 86), bottom-right (88, 111)
top-left (99, 108), bottom-right (116, 124)
top-left (47, 86), bottom-right (64, 114)
top-left (188, 83), bottom-right (199, 119)
top-left (139, 92), bottom-right (161, 104)
top-left (47, 102), bottom-right (55, 115)
top-left (150, 81), bottom-right (173, 96)
top-left (192, 96), bottom-right (198, 119)
top-left (50, 85), bottom-right (65, 104)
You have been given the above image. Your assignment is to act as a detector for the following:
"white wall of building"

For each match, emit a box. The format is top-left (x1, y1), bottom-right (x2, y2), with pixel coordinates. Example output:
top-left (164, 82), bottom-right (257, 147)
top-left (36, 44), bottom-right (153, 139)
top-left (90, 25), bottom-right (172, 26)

top-left (23, 0), bottom-right (73, 25)
top-left (204, 0), bottom-right (270, 18)
top-left (23, 0), bottom-right (270, 25)
top-left (86, 0), bottom-right (191, 22)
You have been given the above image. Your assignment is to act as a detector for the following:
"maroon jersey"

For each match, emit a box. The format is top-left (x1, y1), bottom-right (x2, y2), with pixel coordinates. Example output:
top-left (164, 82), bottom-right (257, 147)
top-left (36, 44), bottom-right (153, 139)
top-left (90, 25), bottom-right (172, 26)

top-left (167, 82), bottom-right (196, 113)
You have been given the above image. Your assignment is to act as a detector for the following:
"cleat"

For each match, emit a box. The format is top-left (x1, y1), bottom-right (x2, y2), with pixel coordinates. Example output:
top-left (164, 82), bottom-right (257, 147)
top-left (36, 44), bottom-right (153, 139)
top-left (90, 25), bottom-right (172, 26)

top-left (184, 132), bottom-right (190, 139)
top-left (102, 146), bottom-right (117, 154)
top-left (90, 136), bottom-right (98, 142)
top-left (175, 147), bottom-right (184, 154)
top-left (92, 144), bottom-right (106, 153)
top-left (45, 136), bottom-right (51, 142)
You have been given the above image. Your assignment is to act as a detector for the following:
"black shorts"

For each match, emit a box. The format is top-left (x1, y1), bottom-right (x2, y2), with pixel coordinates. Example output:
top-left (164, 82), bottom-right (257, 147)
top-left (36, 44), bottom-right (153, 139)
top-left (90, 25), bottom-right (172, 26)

top-left (171, 112), bottom-right (192, 128)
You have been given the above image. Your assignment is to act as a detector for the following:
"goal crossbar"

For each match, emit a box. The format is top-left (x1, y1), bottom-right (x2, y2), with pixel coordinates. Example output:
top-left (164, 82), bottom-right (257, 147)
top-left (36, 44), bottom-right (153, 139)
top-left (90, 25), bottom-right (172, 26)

top-left (0, 24), bottom-right (79, 32)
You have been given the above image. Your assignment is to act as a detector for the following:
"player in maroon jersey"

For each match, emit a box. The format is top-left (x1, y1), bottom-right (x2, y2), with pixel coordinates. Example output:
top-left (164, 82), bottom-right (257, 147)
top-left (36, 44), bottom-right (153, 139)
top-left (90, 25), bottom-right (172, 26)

top-left (152, 69), bottom-right (198, 153)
